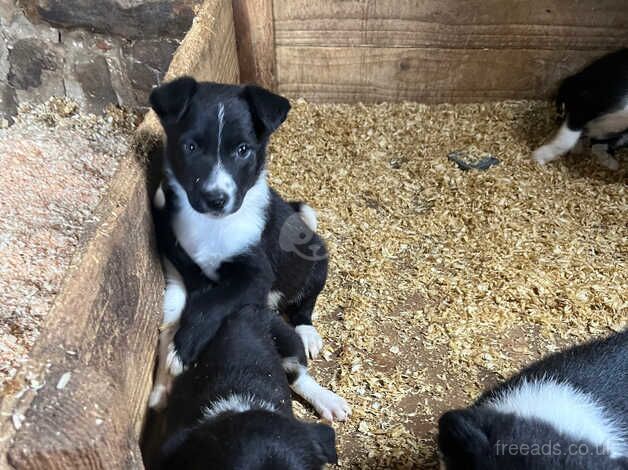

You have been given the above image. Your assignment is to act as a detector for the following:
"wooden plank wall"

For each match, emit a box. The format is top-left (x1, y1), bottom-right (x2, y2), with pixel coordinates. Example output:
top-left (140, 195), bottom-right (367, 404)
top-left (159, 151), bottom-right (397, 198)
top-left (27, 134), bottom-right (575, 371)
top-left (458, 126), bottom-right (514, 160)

top-left (1, 1), bottom-right (240, 468)
top-left (272, 0), bottom-right (628, 103)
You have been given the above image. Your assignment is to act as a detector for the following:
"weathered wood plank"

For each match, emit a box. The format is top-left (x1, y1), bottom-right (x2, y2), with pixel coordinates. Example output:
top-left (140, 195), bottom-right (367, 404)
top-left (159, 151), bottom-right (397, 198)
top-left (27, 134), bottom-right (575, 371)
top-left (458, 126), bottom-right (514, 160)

top-left (274, 0), bottom-right (628, 49)
top-left (3, 154), bottom-right (163, 469)
top-left (276, 46), bottom-right (610, 103)
top-left (232, 0), bottom-right (276, 89)
top-left (1, 0), bottom-right (241, 467)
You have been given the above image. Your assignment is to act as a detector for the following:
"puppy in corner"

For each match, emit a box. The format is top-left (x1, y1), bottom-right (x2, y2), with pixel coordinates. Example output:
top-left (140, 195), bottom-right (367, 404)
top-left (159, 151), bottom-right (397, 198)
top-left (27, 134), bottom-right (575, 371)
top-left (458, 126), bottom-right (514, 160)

top-left (148, 77), bottom-right (330, 408)
top-left (438, 329), bottom-right (628, 469)
top-left (152, 303), bottom-right (347, 469)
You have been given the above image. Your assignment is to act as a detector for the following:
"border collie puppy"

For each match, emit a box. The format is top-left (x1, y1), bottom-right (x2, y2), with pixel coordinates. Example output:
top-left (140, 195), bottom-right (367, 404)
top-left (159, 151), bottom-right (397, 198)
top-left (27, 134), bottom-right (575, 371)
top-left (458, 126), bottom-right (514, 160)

top-left (147, 78), bottom-right (329, 407)
top-left (156, 303), bottom-right (348, 469)
top-left (438, 330), bottom-right (628, 469)
top-left (533, 48), bottom-right (628, 169)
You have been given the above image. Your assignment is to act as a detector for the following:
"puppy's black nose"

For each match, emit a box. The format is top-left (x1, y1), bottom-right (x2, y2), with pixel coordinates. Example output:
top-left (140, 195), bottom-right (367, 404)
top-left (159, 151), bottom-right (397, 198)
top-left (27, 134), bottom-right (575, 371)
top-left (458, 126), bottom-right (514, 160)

top-left (200, 190), bottom-right (228, 212)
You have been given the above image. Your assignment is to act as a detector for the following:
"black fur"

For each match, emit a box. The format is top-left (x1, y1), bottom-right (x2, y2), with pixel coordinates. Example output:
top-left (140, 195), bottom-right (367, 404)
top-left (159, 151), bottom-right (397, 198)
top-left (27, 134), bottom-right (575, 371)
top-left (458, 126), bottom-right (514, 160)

top-left (150, 77), bottom-right (328, 366)
top-left (557, 48), bottom-right (628, 133)
top-left (156, 304), bottom-right (337, 469)
top-left (439, 330), bottom-right (628, 469)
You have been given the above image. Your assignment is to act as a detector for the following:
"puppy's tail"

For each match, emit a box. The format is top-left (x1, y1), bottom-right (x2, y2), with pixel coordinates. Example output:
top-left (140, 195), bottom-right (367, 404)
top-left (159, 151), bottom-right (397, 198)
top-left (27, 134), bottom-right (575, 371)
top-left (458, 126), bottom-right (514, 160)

top-left (289, 201), bottom-right (318, 232)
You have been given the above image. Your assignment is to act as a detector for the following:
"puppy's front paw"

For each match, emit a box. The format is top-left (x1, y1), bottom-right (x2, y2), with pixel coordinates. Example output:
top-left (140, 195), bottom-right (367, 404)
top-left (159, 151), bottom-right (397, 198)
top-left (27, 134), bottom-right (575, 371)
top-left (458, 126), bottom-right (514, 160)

top-left (148, 384), bottom-right (168, 410)
top-left (166, 342), bottom-right (185, 376)
top-left (295, 325), bottom-right (323, 359)
top-left (532, 145), bottom-right (559, 165)
top-left (311, 388), bottom-right (351, 422)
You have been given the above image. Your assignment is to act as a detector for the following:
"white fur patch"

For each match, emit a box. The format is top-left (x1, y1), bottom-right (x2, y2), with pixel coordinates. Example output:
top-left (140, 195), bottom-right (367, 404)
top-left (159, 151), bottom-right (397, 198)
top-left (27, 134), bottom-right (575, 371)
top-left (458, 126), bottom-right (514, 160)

top-left (290, 369), bottom-right (351, 422)
top-left (591, 144), bottom-right (620, 170)
top-left (148, 260), bottom-right (187, 410)
top-left (202, 393), bottom-right (276, 420)
top-left (217, 102), bottom-right (225, 157)
top-left (162, 259), bottom-right (186, 325)
top-left (487, 377), bottom-right (627, 457)
top-left (586, 104), bottom-right (628, 139)
top-left (170, 172), bottom-right (270, 280)
top-left (299, 204), bottom-right (318, 232)
top-left (295, 325), bottom-right (323, 359)
top-left (154, 184), bottom-right (166, 209)
top-left (533, 122), bottom-right (582, 164)
top-left (203, 161), bottom-right (237, 212)
top-left (267, 290), bottom-right (284, 310)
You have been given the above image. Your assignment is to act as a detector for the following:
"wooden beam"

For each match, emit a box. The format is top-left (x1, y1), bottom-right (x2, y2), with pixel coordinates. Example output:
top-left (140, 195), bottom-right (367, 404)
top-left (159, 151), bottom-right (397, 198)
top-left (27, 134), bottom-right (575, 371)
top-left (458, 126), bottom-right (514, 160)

top-left (232, 0), bottom-right (276, 89)
top-left (1, 153), bottom-right (163, 469)
top-left (276, 46), bottom-right (609, 103)
top-left (0, 1), bottom-right (241, 467)
top-left (273, 0), bottom-right (628, 103)
top-left (273, 0), bottom-right (628, 49)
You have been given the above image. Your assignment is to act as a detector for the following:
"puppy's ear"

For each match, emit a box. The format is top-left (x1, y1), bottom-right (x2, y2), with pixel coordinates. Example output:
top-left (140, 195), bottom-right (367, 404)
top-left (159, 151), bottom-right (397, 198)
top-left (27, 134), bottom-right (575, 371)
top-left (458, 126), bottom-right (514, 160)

top-left (307, 422), bottom-right (338, 464)
top-left (242, 85), bottom-right (291, 136)
top-left (150, 76), bottom-right (198, 124)
top-left (438, 409), bottom-right (490, 461)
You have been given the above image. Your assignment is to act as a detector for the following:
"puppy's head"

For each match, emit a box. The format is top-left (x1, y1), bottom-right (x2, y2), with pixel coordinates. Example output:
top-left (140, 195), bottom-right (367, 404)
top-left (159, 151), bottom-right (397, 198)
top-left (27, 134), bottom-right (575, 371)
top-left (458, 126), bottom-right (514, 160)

top-left (150, 77), bottom-right (290, 217)
top-left (438, 407), bottom-right (623, 470)
top-left (160, 410), bottom-right (337, 469)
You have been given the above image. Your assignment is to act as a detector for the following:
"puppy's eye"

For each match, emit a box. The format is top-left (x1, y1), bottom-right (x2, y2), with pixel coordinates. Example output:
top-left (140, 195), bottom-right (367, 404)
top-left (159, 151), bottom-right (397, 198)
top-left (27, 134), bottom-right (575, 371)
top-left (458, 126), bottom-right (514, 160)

top-left (236, 144), bottom-right (250, 158)
top-left (182, 141), bottom-right (197, 154)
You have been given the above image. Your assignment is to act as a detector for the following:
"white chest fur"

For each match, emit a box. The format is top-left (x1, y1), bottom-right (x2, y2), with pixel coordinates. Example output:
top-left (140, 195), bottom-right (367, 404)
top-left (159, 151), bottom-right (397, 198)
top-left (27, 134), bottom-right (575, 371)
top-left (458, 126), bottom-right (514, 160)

top-left (586, 102), bottom-right (628, 139)
top-left (169, 173), bottom-right (269, 280)
top-left (487, 377), bottom-right (627, 457)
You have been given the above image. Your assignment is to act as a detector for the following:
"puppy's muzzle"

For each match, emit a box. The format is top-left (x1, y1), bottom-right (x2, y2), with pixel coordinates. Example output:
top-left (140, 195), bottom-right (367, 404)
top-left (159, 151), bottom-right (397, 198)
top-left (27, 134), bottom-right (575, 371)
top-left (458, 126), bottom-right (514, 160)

top-left (198, 189), bottom-right (229, 214)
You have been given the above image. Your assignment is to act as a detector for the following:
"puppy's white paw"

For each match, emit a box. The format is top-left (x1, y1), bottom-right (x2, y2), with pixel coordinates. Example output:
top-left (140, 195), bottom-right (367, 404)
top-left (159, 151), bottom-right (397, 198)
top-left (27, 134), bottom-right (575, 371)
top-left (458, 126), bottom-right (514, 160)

top-left (602, 157), bottom-right (620, 171)
top-left (166, 342), bottom-right (184, 376)
top-left (532, 145), bottom-right (560, 165)
top-left (295, 325), bottom-right (323, 359)
top-left (148, 384), bottom-right (168, 410)
top-left (310, 388), bottom-right (351, 422)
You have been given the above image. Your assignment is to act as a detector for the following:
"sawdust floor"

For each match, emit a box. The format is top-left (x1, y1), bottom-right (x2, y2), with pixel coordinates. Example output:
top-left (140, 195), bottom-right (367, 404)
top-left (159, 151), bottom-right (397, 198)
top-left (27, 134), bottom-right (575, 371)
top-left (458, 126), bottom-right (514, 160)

top-left (267, 100), bottom-right (627, 469)
top-left (0, 100), bottom-right (138, 395)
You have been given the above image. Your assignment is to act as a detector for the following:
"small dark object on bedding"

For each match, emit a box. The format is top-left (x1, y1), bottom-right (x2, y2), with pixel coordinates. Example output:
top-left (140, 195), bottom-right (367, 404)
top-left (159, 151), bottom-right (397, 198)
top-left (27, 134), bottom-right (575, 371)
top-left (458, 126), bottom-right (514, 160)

top-left (448, 151), bottom-right (501, 171)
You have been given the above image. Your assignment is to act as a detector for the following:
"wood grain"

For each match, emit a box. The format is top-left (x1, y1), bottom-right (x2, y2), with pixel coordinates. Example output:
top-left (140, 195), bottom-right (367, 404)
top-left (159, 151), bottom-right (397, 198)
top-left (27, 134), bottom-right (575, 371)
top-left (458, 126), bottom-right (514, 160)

top-left (2, 154), bottom-right (162, 469)
top-left (274, 0), bottom-right (628, 49)
top-left (276, 46), bottom-right (610, 103)
top-left (232, 0), bottom-right (277, 89)
top-left (0, 1), bottom-right (241, 467)
top-left (272, 0), bottom-right (628, 102)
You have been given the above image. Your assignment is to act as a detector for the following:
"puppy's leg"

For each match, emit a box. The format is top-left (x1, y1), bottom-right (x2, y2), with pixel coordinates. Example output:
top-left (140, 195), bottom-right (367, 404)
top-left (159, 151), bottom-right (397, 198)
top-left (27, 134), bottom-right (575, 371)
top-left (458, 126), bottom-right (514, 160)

top-left (271, 316), bottom-right (350, 422)
top-left (148, 259), bottom-right (186, 410)
top-left (591, 143), bottom-right (620, 170)
top-left (286, 296), bottom-right (323, 360)
top-left (533, 120), bottom-right (582, 165)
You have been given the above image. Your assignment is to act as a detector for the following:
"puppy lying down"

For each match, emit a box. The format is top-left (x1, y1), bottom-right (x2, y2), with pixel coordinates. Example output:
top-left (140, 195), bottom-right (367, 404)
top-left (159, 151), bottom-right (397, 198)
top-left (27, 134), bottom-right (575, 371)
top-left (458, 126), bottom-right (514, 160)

top-left (154, 301), bottom-right (350, 469)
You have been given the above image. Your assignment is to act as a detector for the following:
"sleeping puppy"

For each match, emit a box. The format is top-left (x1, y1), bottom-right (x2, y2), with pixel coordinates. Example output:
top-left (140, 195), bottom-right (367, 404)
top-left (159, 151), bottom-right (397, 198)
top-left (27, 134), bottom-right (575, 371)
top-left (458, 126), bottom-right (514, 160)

top-left (533, 48), bottom-right (627, 169)
top-left (155, 303), bottom-right (349, 469)
top-left (147, 78), bottom-right (329, 408)
top-left (438, 329), bottom-right (628, 469)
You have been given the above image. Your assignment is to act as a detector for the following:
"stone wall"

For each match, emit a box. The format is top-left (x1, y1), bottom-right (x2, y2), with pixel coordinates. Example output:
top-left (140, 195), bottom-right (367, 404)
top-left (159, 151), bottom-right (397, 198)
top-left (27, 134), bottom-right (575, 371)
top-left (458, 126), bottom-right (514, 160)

top-left (0, 0), bottom-right (202, 124)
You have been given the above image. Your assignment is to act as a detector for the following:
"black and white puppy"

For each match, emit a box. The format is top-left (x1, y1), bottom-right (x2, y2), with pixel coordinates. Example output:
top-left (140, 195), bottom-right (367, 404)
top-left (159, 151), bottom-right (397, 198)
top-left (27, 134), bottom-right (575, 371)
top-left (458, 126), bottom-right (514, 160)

top-left (533, 48), bottom-right (628, 170)
top-left (439, 330), bottom-right (628, 469)
top-left (155, 303), bottom-right (345, 469)
top-left (147, 77), bottom-right (329, 408)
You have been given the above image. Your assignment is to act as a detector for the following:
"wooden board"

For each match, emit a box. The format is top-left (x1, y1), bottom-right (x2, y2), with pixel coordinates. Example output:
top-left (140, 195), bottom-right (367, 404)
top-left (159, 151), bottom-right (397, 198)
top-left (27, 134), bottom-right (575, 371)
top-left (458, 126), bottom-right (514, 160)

top-left (0, 154), bottom-right (163, 469)
top-left (274, 0), bottom-right (628, 49)
top-left (276, 46), bottom-right (609, 103)
top-left (0, 0), bottom-right (240, 468)
top-left (272, 0), bottom-right (628, 102)
top-left (232, 0), bottom-right (276, 89)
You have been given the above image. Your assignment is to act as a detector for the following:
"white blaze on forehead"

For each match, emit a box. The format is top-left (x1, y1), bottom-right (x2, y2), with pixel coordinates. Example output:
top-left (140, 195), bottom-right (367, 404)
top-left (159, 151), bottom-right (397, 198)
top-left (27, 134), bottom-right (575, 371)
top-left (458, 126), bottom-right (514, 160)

top-left (217, 102), bottom-right (225, 158)
top-left (203, 102), bottom-right (236, 209)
